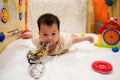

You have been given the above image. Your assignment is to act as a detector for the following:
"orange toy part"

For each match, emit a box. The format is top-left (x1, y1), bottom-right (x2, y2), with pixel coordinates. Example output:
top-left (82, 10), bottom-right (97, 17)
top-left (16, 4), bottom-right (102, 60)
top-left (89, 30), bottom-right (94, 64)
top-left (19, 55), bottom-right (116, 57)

top-left (103, 29), bottom-right (120, 45)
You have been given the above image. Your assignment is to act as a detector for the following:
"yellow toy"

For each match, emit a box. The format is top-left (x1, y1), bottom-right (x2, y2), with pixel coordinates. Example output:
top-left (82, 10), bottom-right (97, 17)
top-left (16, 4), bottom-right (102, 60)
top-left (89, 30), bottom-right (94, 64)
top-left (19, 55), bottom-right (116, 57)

top-left (1, 7), bottom-right (9, 23)
top-left (27, 42), bottom-right (49, 64)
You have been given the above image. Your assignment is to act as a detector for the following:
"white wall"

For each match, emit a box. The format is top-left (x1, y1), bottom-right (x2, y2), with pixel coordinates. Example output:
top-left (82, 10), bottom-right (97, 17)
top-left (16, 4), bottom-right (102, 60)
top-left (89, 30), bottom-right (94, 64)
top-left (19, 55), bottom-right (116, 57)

top-left (28, 0), bottom-right (87, 35)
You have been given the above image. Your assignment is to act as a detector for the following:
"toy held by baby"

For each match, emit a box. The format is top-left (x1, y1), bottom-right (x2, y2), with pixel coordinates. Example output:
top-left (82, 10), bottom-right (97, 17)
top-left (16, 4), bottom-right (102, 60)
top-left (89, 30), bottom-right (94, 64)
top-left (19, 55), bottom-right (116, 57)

top-left (27, 42), bottom-right (49, 79)
top-left (27, 41), bottom-right (50, 64)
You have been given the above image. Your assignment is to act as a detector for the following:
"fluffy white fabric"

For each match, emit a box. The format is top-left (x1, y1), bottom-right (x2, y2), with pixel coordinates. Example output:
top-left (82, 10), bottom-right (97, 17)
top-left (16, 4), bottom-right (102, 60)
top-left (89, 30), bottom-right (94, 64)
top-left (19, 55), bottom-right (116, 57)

top-left (0, 34), bottom-right (120, 80)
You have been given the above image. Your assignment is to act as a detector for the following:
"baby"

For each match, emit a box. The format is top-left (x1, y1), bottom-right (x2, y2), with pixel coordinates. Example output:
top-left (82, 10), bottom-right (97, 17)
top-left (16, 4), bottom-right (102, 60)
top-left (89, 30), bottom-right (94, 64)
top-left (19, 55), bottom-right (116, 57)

top-left (21, 13), bottom-right (94, 56)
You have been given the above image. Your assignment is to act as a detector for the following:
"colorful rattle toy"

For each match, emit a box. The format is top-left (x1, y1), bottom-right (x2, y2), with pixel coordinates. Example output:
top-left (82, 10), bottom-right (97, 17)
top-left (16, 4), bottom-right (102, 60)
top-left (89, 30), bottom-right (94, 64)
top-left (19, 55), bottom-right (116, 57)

top-left (94, 18), bottom-right (120, 49)
top-left (27, 41), bottom-right (49, 64)
top-left (27, 42), bottom-right (49, 79)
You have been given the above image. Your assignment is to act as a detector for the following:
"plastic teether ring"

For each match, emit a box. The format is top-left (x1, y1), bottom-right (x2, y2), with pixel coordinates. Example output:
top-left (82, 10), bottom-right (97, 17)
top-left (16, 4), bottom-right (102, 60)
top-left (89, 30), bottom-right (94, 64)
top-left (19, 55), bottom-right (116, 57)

top-left (92, 61), bottom-right (113, 73)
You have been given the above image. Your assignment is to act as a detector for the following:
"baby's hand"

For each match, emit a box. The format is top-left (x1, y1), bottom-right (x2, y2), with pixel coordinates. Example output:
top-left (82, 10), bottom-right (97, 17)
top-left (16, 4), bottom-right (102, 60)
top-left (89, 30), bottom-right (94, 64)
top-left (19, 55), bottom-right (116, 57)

top-left (86, 36), bottom-right (94, 43)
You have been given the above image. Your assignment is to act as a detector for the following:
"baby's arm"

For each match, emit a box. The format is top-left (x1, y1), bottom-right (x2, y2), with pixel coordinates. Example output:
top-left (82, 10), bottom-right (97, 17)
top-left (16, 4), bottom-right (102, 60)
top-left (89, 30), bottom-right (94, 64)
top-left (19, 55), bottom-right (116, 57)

top-left (71, 33), bottom-right (94, 44)
top-left (20, 32), bottom-right (33, 39)
top-left (21, 32), bottom-right (40, 48)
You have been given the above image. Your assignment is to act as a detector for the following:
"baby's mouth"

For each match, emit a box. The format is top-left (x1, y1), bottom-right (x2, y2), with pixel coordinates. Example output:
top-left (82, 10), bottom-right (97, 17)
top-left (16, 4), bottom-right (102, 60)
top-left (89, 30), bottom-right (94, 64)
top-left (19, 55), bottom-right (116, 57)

top-left (49, 42), bottom-right (54, 46)
top-left (50, 41), bottom-right (58, 46)
top-left (42, 41), bottom-right (57, 48)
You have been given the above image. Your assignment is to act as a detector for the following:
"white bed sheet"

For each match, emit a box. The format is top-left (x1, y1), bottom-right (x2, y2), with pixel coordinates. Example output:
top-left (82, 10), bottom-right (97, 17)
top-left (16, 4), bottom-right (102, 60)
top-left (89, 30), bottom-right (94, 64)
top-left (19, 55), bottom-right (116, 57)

top-left (0, 34), bottom-right (120, 80)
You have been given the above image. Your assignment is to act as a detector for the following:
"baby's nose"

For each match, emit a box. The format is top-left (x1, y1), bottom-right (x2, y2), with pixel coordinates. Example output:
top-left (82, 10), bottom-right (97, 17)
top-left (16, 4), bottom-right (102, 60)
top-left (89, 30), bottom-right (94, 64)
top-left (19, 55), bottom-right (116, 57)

top-left (47, 36), bottom-right (52, 40)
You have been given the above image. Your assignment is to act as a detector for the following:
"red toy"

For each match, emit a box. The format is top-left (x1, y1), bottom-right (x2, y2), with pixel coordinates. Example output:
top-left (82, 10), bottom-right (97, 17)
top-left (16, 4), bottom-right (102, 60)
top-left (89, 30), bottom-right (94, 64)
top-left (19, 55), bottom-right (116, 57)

top-left (22, 29), bottom-right (29, 34)
top-left (91, 61), bottom-right (113, 74)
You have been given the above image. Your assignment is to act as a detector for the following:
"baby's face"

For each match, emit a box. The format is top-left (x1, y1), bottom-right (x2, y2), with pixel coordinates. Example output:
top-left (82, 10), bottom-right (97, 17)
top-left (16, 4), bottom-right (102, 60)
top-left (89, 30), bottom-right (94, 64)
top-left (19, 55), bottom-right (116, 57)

top-left (39, 23), bottom-right (59, 46)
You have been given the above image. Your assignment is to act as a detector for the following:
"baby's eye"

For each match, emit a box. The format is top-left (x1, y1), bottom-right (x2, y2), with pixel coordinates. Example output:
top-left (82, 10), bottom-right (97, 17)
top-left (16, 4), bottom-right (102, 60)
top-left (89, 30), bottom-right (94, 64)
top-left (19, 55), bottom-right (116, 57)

top-left (52, 33), bottom-right (56, 36)
top-left (43, 34), bottom-right (48, 36)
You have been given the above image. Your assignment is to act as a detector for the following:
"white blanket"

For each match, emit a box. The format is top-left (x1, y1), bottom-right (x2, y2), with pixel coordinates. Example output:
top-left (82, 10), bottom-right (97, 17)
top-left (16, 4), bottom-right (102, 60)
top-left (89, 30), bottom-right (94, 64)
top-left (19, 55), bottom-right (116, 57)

top-left (0, 34), bottom-right (120, 80)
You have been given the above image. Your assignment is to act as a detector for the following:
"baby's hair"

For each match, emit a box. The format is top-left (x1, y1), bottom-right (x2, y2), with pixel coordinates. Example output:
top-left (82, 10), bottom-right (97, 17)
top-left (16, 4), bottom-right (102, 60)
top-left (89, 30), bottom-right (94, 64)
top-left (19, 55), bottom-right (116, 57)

top-left (37, 13), bottom-right (60, 31)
